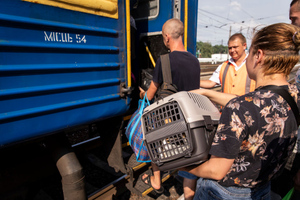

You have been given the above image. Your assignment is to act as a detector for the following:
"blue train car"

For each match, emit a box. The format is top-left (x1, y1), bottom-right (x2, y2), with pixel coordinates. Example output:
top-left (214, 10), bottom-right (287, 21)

top-left (0, 0), bottom-right (198, 147)
top-left (0, 0), bottom-right (199, 199)
top-left (0, 0), bottom-right (131, 147)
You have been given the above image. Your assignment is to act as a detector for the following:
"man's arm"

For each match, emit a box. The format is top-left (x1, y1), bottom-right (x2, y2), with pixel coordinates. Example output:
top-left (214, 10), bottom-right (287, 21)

top-left (181, 155), bottom-right (234, 180)
top-left (200, 63), bottom-right (223, 88)
top-left (139, 81), bottom-right (159, 100)
top-left (200, 80), bottom-right (217, 89)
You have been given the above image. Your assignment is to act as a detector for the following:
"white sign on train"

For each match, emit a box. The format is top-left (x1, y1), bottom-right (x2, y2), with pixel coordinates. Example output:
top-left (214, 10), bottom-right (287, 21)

top-left (44, 31), bottom-right (86, 43)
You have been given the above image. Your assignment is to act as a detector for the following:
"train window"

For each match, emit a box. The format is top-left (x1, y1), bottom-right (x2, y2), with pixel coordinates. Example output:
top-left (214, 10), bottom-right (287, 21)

top-left (132, 0), bottom-right (159, 20)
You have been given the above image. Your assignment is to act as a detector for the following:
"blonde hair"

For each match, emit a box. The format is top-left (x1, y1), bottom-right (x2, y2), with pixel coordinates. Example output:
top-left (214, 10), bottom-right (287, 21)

top-left (250, 23), bottom-right (300, 76)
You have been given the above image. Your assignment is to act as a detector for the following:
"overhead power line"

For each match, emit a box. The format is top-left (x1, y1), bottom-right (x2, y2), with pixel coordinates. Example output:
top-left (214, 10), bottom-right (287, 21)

top-left (199, 12), bottom-right (228, 25)
top-left (198, 8), bottom-right (235, 22)
top-left (198, 8), bottom-right (287, 29)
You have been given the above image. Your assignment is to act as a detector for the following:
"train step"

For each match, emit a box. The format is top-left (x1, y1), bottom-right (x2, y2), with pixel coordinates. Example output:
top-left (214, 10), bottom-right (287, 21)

top-left (128, 169), bottom-right (184, 200)
top-left (86, 153), bottom-right (124, 177)
top-left (124, 153), bottom-right (177, 196)
top-left (136, 169), bottom-right (177, 196)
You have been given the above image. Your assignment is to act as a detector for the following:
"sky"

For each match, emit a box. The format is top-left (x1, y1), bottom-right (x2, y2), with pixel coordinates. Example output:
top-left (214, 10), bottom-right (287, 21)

top-left (197, 0), bottom-right (291, 47)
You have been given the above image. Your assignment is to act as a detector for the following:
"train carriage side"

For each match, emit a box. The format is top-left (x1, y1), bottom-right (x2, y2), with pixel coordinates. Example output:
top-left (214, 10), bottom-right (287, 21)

top-left (0, 0), bottom-right (130, 147)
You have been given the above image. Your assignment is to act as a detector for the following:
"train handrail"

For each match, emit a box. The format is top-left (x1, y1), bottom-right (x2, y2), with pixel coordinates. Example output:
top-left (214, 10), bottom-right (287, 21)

top-left (126, 0), bottom-right (132, 89)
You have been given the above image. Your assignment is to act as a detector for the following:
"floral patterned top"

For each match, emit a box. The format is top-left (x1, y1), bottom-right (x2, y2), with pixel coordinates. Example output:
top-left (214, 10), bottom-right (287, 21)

top-left (210, 84), bottom-right (299, 188)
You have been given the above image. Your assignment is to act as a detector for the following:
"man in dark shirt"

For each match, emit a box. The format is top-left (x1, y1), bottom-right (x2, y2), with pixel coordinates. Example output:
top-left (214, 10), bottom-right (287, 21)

top-left (139, 18), bottom-right (200, 199)
top-left (139, 19), bottom-right (200, 100)
top-left (152, 51), bottom-right (200, 93)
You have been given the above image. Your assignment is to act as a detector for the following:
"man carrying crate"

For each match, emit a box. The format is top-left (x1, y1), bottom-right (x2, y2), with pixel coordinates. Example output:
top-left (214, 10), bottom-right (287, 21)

top-left (139, 18), bottom-right (200, 199)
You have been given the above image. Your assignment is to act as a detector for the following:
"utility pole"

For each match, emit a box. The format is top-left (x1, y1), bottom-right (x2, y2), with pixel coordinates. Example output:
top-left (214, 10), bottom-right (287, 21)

top-left (227, 26), bottom-right (231, 60)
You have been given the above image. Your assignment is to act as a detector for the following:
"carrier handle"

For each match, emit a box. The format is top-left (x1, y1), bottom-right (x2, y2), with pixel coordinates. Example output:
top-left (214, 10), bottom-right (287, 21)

top-left (203, 116), bottom-right (214, 131)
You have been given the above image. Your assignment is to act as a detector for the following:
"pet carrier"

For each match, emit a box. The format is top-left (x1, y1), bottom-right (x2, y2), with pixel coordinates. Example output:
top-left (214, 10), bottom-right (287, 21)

top-left (142, 91), bottom-right (220, 171)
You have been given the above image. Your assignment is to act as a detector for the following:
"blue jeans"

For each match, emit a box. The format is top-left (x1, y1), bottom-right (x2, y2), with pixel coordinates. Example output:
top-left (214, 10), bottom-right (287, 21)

top-left (194, 178), bottom-right (271, 200)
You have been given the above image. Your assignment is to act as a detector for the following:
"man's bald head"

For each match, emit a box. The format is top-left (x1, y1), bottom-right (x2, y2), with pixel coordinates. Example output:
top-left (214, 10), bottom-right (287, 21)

top-left (162, 18), bottom-right (184, 39)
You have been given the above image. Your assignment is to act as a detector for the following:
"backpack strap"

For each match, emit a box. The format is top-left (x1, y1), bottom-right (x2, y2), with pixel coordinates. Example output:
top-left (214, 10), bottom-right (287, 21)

top-left (160, 54), bottom-right (172, 84)
top-left (257, 85), bottom-right (300, 126)
top-left (221, 62), bottom-right (231, 93)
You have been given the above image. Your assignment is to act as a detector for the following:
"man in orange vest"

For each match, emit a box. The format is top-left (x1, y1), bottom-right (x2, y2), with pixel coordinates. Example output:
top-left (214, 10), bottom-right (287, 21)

top-left (200, 33), bottom-right (255, 95)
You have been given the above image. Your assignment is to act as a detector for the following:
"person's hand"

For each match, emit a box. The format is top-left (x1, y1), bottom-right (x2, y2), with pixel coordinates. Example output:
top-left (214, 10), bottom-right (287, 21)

top-left (139, 87), bottom-right (146, 99)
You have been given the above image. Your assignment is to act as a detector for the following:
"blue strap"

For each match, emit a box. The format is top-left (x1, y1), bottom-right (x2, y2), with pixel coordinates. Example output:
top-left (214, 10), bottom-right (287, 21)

top-left (127, 92), bottom-right (149, 136)
top-left (128, 113), bottom-right (141, 145)
top-left (128, 92), bottom-right (150, 145)
top-left (136, 92), bottom-right (151, 162)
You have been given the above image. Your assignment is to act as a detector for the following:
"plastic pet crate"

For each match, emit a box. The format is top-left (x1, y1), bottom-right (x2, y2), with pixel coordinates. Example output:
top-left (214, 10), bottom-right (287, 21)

top-left (142, 91), bottom-right (220, 171)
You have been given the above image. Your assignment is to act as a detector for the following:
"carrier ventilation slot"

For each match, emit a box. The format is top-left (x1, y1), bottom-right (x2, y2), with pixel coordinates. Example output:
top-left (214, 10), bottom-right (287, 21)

top-left (188, 92), bottom-right (214, 111)
top-left (143, 102), bottom-right (183, 133)
top-left (149, 132), bottom-right (191, 161)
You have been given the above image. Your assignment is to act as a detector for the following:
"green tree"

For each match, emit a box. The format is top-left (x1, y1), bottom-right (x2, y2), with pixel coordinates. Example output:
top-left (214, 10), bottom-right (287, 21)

top-left (213, 45), bottom-right (227, 54)
top-left (197, 41), bottom-right (213, 58)
top-left (196, 41), bottom-right (228, 58)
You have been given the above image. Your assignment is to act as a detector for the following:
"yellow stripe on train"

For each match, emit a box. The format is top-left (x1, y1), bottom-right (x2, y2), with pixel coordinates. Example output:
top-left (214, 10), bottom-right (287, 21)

top-left (23, 0), bottom-right (118, 19)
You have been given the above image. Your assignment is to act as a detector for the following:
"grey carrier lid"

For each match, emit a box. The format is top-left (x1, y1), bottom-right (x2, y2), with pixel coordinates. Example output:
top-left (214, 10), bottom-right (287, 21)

top-left (141, 91), bottom-right (220, 140)
top-left (143, 91), bottom-right (220, 121)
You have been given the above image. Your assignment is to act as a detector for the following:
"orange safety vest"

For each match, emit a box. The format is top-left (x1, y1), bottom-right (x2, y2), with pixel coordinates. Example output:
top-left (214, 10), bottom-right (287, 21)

top-left (219, 61), bottom-right (256, 96)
